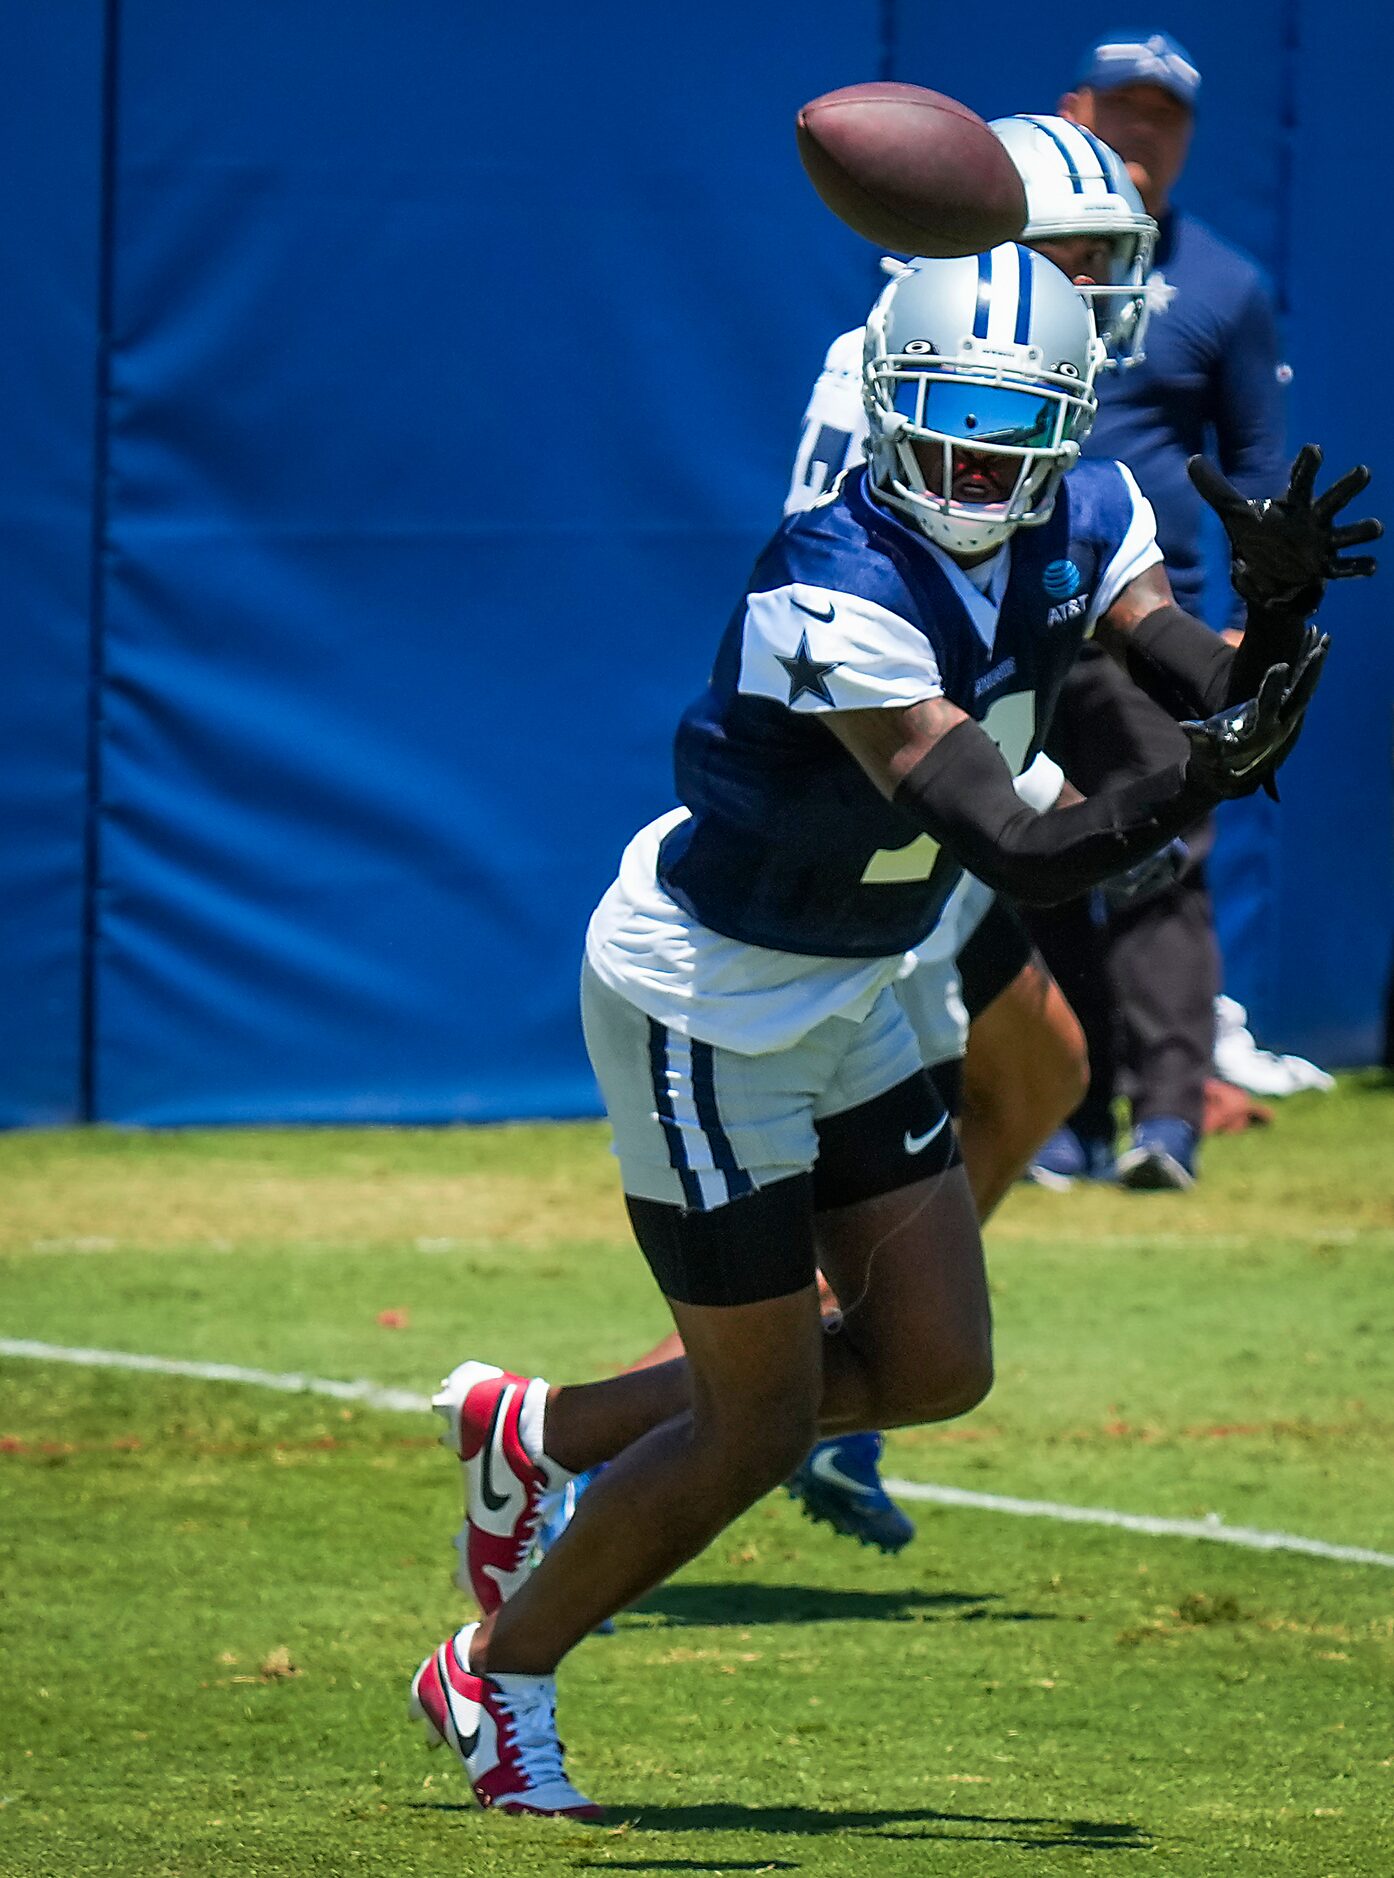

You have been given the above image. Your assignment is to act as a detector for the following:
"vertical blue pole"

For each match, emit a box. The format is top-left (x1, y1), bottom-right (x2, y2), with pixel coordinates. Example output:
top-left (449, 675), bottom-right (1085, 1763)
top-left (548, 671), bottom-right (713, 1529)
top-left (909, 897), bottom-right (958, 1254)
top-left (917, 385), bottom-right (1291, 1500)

top-left (80, 0), bottom-right (122, 1123)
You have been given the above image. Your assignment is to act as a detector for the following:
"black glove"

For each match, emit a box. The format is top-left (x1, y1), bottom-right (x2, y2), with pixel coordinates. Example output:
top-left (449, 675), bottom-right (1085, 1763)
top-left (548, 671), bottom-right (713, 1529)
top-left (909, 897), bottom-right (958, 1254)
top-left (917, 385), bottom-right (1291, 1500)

top-left (1180, 629), bottom-right (1328, 801)
top-left (1190, 444), bottom-right (1381, 619)
top-left (1101, 836), bottom-right (1189, 911)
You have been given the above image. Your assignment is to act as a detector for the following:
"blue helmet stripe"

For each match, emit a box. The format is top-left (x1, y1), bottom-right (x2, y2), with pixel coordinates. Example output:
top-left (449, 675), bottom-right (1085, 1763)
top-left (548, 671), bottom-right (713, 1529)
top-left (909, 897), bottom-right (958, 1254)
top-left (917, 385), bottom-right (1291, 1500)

top-left (1073, 123), bottom-right (1118, 185)
top-left (1014, 245), bottom-right (1033, 343)
top-left (1021, 114), bottom-right (1084, 192)
top-left (973, 250), bottom-right (992, 337)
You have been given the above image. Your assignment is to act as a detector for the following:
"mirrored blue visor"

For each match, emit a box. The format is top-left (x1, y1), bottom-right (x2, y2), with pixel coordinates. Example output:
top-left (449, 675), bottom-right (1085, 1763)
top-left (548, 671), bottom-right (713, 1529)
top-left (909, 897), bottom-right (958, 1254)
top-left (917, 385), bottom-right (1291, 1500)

top-left (890, 379), bottom-right (1064, 449)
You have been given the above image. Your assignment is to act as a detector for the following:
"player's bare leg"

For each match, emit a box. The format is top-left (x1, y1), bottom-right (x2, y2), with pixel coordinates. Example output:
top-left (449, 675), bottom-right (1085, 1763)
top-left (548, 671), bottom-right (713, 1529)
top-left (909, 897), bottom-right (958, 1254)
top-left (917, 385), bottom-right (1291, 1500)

top-left (470, 1281), bottom-right (825, 1673)
top-left (958, 959), bottom-right (1088, 1217)
top-left (812, 1162), bottom-right (992, 1430)
top-left (603, 962), bottom-right (1058, 1544)
top-left (616, 1130), bottom-right (996, 1553)
top-left (618, 1269), bottom-right (842, 1373)
top-left (470, 1164), bottom-right (990, 1675)
top-left (535, 1356), bottom-right (689, 1459)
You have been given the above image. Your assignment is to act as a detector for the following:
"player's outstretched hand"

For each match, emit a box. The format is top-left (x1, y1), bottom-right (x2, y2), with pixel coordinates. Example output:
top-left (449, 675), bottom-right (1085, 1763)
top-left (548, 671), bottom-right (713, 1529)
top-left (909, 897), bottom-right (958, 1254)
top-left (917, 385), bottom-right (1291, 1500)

top-left (1189, 445), bottom-right (1381, 619)
top-left (1180, 627), bottom-right (1328, 800)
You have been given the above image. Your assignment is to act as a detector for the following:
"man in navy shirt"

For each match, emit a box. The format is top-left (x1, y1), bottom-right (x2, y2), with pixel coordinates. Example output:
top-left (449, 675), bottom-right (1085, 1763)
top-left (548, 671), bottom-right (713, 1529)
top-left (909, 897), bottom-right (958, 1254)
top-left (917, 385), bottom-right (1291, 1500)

top-left (1029, 29), bottom-right (1292, 1189)
top-left (1068, 32), bottom-right (1288, 614)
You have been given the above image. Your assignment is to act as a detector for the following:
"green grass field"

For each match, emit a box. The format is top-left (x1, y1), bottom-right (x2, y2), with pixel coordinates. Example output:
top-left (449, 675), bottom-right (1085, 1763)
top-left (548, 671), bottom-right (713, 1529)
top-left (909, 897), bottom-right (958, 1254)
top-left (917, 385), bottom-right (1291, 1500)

top-left (3, 1077), bottom-right (1393, 1877)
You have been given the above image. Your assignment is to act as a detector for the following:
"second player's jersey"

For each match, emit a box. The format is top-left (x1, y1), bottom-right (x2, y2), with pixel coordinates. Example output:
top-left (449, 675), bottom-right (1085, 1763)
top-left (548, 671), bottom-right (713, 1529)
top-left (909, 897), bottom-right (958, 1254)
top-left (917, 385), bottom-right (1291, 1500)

top-left (786, 328), bottom-right (868, 516)
top-left (657, 459), bottom-right (1159, 959)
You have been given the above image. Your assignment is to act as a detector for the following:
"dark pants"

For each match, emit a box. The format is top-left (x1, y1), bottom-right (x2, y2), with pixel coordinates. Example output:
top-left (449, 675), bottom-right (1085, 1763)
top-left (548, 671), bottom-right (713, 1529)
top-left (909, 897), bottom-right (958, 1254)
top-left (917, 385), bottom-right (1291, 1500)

top-left (1025, 643), bottom-right (1219, 1141)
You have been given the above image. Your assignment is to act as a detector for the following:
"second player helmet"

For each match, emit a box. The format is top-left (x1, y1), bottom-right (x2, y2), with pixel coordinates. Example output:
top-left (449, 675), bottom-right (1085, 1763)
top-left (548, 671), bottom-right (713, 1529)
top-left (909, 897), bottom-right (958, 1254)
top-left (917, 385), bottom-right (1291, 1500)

top-left (991, 114), bottom-right (1158, 366)
top-left (862, 243), bottom-right (1103, 555)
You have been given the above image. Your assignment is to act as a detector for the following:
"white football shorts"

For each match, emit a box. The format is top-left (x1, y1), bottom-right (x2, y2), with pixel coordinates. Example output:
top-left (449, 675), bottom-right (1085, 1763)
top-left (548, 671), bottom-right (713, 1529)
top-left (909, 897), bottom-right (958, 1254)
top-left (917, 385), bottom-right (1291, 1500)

top-left (581, 958), bottom-right (927, 1210)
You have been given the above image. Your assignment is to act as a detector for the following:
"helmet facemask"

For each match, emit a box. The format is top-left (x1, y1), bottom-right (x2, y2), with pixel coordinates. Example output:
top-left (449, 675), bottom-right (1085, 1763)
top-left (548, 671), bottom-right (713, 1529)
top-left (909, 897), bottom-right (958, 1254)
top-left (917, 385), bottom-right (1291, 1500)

top-left (1071, 222), bottom-right (1158, 368)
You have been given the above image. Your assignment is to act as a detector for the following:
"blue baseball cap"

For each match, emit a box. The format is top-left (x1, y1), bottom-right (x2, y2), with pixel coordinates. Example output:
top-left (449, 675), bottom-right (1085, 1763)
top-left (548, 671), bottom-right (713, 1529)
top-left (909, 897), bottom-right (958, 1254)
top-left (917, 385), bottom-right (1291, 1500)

top-left (1076, 30), bottom-right (1201, 109)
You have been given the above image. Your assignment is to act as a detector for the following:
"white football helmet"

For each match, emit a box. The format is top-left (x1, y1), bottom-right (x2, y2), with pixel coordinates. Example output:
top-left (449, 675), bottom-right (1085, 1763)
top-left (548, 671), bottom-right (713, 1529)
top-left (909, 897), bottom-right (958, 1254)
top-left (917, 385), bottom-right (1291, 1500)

top-left (863, 243), bottom-right (1103, 556)
top-left (991, 114), bottom-right (1158, 366)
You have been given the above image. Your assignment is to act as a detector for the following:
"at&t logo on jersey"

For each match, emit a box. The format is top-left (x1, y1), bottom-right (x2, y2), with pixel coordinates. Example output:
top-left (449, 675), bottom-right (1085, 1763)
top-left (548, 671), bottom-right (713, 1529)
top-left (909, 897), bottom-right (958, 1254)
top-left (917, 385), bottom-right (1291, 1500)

top-left (1047, 592), bottom-right (1091, 625)
top-left (1042, 557), bottom-right (1090, 625)
top-left (1042, 558), bottom-right (1082, 599)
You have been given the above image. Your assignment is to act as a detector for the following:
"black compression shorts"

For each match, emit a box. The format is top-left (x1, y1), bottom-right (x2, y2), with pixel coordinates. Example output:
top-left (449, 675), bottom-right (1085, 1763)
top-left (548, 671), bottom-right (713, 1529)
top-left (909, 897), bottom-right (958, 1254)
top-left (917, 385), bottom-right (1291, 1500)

top-left (625, 1069), bottom-right (961, 1307)
top-left (957, 898), bottom-right (1034, 1021)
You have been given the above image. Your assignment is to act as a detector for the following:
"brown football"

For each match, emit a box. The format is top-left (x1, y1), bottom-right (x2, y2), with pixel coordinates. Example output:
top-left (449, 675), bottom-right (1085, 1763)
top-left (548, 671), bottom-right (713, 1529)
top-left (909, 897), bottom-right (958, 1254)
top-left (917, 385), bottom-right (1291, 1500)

top-left (796, 82), bottom-right (1027, 257)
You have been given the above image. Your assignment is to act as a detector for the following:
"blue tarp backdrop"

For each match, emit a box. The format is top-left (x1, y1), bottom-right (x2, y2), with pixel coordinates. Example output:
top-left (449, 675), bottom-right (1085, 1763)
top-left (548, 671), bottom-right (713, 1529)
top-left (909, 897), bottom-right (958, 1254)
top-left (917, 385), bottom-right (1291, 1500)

top-left (3, 1), bottom-right (1391, 1126)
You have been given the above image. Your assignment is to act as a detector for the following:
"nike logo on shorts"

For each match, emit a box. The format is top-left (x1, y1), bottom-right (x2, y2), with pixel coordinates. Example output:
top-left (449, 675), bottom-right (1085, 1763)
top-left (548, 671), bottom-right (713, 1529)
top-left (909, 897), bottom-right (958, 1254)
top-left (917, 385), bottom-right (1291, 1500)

top-left (903, 1114), bottom-right (950, 1156)
top-left (792, 596), bottom-right (836, 622)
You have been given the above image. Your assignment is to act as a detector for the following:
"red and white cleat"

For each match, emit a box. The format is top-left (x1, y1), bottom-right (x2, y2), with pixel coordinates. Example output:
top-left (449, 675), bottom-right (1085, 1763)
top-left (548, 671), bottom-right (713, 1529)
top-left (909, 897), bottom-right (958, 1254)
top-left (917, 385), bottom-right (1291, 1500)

top-left (409, 1624), bottom-right (603, 1821)
top-left (433, 1360), bottom-right (568, 1614)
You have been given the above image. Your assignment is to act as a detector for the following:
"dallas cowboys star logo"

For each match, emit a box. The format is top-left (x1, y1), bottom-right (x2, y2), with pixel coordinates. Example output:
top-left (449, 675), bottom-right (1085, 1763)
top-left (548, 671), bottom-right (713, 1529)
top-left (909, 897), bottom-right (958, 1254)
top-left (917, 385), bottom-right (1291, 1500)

top-left (776, 629), bottom-right (841, 706)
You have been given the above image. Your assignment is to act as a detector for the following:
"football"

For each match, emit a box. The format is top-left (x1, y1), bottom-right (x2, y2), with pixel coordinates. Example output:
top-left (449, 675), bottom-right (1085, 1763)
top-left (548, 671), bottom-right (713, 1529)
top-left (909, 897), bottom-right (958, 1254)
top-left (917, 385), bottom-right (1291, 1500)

top-left (796, 82), bottom-right (1028, 257)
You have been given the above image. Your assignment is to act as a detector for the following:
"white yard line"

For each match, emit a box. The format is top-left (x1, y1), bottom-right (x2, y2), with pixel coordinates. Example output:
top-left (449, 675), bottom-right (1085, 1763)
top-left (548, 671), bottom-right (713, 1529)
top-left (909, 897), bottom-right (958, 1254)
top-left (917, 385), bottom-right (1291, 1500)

top-left (0, 1336), bottom-right (430, 1416)
top-left (5, 1335), bottom-right (1393, 1570)
top-left (881, 1477), bottom-right (1394, 1569)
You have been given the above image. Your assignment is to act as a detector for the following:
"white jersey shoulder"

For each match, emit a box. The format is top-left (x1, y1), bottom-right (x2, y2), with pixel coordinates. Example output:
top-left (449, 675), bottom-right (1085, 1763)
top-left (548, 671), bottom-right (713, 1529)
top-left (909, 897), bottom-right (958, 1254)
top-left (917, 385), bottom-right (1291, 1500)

top-left (738, 582), bottom-right (943, 714)
top-left (785, 327), bottom-right (871, 515)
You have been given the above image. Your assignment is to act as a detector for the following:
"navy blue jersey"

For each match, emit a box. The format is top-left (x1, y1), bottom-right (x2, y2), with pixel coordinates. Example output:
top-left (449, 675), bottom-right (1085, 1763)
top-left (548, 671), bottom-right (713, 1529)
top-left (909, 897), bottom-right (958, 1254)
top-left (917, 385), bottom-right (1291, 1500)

top-left (657, 461), bottom-right (1159, 958)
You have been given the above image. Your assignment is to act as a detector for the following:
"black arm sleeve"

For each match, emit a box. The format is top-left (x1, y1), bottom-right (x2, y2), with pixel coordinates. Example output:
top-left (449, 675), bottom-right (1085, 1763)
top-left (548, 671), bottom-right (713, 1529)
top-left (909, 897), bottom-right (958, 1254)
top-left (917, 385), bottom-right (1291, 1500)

top-left (1119, 604), bottom-right (1235, 719)
top-left (893, 718), bottom-right (1215, 907)
top-left (1224, 602), bottom-right (1310, 707)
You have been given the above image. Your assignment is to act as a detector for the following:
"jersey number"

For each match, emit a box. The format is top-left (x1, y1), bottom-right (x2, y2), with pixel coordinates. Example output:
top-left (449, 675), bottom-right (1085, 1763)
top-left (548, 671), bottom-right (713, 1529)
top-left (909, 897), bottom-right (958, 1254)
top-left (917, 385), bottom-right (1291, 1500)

top-left (794, 423), bottom-right (853, 501)
top-left (860, 693), bottom-right (1037, 885)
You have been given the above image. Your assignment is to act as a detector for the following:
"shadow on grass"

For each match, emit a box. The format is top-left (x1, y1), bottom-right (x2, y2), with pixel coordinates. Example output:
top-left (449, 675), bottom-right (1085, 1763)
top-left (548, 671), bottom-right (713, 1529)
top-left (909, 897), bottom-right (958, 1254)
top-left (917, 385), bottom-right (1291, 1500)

top-left (627, 1582), bottom-right (1056, 1629)
top-left (599, 1802), bottom-right (1150, 1850)
top-left (572, 1862), bottom-right (798, 1873)
top-left (407, 1800), bottom-right (1148, 1855)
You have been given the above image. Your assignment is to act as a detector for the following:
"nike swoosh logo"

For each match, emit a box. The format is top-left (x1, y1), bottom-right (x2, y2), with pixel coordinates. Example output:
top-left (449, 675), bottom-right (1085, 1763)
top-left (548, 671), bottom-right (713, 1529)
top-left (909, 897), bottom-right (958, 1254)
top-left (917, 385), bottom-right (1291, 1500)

top-left (809, 1449), bottom-right (877, 1498)
top-left (903, 1114), bottom-right (950, 1156)
top-left (792, 596), bottom-right (835, 622)
top-left (441, 1641), bottom-right (484, 1760)
top-left (479, 1384), bottom-right (516, 1512)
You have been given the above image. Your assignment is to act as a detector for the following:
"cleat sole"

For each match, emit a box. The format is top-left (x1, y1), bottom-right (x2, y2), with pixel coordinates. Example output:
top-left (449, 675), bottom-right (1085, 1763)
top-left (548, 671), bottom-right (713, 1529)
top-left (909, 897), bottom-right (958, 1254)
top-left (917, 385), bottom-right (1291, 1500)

top-left (499, 1800), bottom-right (606, 1822)
top-left (1025, 1164), bottom-right (1076, 1192)
top-left (1116, 1149), bottom-right (1194, 1191)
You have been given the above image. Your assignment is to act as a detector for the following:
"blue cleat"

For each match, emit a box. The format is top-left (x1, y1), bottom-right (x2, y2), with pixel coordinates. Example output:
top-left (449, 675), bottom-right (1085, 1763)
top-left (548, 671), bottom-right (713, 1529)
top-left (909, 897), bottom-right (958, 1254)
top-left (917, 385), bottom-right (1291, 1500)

top-left (1115, 1116), bottom-right (1197, 1190)
top-left (532, 1467), bottom-right (615, 1634)
top-left (786, 1432), bottom-right (915, 1554)
top-left (532, 1477), bottom-right (582, 1560)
